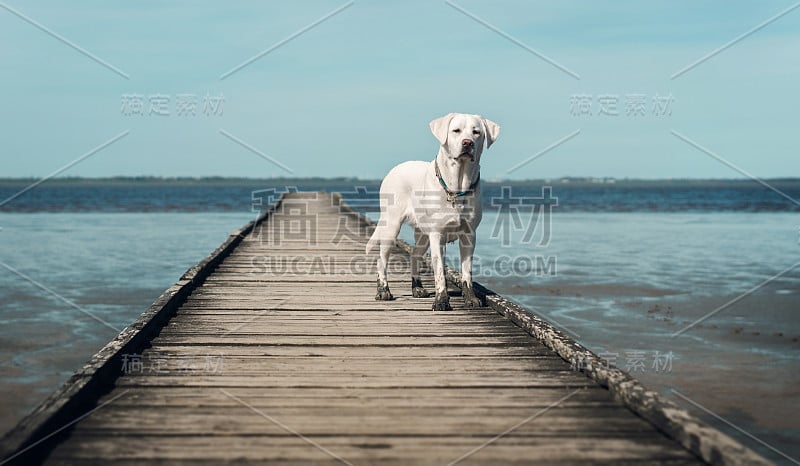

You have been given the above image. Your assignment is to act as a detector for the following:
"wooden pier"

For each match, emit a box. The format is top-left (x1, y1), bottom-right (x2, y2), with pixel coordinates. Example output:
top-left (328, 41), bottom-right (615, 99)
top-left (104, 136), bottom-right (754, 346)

top-left (1, 192), bottom-right (769, 465)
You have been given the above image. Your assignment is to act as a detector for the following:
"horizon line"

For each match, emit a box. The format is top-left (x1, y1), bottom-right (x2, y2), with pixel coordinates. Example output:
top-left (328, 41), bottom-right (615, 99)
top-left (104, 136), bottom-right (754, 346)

top-left (1, 175), bottom-right (799, 182)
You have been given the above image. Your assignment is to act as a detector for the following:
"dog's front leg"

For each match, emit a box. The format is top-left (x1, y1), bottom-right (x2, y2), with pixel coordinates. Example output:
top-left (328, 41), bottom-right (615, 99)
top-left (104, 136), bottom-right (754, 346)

top-left (459, 232), bottom-right (482, 308)
top-left (428, 232), bottom-right (451, 311)
top-left (375, 239), bottom-right (394, 301)
top-left (410, 229), bottom-right (432, 298)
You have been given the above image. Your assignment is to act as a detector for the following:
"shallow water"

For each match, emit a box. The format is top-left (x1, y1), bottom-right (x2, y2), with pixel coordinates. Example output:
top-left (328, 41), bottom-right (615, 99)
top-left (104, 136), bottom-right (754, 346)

top-left (0, 212), bottom-right (256, 437)
top-left (471, 211), bottom-right (800, 464)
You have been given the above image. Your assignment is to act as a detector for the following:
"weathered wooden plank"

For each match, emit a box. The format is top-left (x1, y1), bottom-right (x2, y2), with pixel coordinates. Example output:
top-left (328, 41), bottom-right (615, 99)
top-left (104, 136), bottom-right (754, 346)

top-left (167, 314), bottom-right (511, 323)
top-left (118, 363), bottom-right (573, 375)
top-left (97, 386), bottom-right (617, 408)
top-left (150, 334), bottom-right (540, 346)
top-left (176, 302), bottom-right (471, 310)
top-left (157, 326), bottom-right (526, 336)
top-left (46, 435), bottom-right (700, 465)
top-left (132, 345), bottom-right (549, 358)
top-left (66, 407), bottom-right (663, 436)
top-left (200, 276), bottom-right (392, 283)
top-left (112, 374), bottom-right (590, 389)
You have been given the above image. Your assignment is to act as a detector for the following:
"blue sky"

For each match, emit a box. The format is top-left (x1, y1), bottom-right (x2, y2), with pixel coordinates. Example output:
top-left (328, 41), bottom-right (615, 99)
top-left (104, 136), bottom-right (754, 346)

top-left (1, 1), bottom-right (798, 179)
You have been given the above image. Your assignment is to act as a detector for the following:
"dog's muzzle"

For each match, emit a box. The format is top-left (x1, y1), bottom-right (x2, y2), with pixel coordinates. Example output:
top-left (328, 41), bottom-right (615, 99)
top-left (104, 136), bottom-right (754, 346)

top-left (459, 139), bottom-right (476, 161)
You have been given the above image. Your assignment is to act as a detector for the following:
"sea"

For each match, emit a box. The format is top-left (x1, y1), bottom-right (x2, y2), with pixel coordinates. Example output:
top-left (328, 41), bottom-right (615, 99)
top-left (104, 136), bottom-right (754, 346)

top-left (1, 178), bottom-right (798, 464)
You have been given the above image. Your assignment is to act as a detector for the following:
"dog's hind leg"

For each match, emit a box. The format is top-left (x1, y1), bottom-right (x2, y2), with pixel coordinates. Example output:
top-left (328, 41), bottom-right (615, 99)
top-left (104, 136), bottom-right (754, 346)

top-left (410, 229), bottom-right (432, 298)
top-left (429, 232), bottom-right (452, 311)
top-left (374, 220), bottom-right (402, 301)
top-left (459, 232), bottom-right (482, 308)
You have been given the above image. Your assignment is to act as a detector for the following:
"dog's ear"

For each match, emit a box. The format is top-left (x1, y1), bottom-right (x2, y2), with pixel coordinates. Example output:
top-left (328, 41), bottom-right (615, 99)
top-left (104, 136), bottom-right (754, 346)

top-left (429, 113), bottom-right (455, 146)
top-left (481, 118), bottom-right (500, 149)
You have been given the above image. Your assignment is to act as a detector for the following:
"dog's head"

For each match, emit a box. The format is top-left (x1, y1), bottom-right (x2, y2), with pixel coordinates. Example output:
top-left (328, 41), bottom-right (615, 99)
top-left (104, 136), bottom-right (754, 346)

top-left (429, 113), bottom-right (500, 162)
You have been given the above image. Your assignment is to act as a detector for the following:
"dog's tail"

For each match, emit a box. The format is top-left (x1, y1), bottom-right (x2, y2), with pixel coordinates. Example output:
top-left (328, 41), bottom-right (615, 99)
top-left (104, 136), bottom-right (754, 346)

top-left (365, 226), bottom-right (381, 255)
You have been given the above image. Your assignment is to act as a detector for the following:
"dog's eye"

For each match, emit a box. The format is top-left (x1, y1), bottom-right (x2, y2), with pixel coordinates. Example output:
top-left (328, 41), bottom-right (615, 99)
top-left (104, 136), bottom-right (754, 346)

top-left (473, 130), bottom-right (480, 135)
top-left (452, 129), bottom-right (461, 133)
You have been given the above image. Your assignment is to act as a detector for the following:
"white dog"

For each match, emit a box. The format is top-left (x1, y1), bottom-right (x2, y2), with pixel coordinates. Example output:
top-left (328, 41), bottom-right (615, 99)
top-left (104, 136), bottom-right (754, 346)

top-left (366, 113), bottom-right (500, 310)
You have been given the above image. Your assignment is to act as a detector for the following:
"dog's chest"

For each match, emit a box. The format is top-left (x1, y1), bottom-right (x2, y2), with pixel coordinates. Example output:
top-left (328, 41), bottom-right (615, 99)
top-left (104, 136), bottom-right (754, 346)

top-left (413, 193), bottom-right (481, 233)
top-left (447, 198), bottom-right (479, 224)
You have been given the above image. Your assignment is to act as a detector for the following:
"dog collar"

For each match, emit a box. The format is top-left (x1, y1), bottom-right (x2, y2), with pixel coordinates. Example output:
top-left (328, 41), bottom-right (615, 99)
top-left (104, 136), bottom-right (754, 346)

top-left (434, 159), bottom-right (480, 206)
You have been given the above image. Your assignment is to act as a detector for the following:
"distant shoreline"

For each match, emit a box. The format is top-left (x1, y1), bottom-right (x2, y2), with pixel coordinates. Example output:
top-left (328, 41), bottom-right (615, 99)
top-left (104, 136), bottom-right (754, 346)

top-left (2, 176), bottom-right (798, 212)
top-left (1, 176), bottom-right (799, 189)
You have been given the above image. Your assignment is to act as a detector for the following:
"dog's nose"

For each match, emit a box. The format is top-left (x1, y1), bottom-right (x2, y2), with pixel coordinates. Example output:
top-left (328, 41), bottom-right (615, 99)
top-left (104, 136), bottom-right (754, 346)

top-left (462, 139), bottom-right (474, 148)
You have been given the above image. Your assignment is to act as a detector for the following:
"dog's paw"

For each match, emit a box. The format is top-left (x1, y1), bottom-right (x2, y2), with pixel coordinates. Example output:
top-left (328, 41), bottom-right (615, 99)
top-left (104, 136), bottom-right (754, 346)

top-left (410, 277), bottom-right (431, 298)
top-left (461, 287), bottom-right (483, 309)
top-left (463, 296), bottom-right (483, 309)
top-left (412, 287), bottom-right (432, 298)
top-left (461, 284), bottom-right (483, 308)
top-left (431, 295), bottom-right (452, 311)
top-left (375, 279), bottom-right (394, 301)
